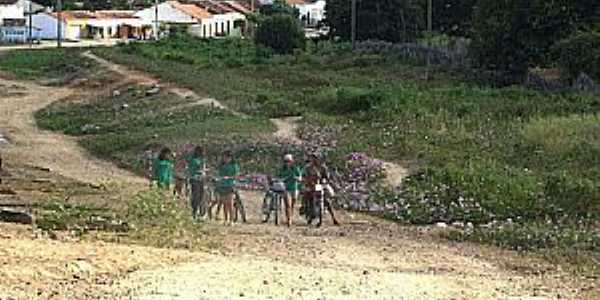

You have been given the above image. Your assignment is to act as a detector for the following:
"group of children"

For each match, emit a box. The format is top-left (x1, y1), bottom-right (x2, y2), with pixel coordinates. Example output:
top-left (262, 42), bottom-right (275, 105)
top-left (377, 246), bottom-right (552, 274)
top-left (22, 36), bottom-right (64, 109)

top-left (150, 145), bottom-right (339, 227)
top-left (150, 145), bottom-right (239, 225)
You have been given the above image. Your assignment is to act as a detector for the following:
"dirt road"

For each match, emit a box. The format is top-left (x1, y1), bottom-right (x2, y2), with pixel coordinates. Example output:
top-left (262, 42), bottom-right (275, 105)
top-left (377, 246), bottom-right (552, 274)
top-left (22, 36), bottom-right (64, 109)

top-left (0, 58), bottom-right (596, 299)
top-left (0, 79), bottom-right (144, 188)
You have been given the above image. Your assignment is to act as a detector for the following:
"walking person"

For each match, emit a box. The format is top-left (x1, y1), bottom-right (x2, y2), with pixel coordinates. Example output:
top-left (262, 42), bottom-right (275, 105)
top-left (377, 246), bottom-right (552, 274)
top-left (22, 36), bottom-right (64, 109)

top-left (278, 154), bottom-right (302, 227)
top-left (152, 147), bottom-right (174, 190)
top-left (187, 145), bottom-right (206, 219)
top-left (303, 153), bottom-right (340, 226)
top-left (216, 151), bottom-right (240, 226)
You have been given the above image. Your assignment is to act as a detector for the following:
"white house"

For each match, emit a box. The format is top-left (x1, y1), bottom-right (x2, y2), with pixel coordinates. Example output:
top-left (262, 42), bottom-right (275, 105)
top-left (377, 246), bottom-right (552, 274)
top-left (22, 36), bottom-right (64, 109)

top-left (0, 0), bottom-right (24, 21)
top-left (135, 1), bottom-right (247, 39)
top-left (0, 0), bottom-right (44, 21)
top-left (286, 0), bottom-right (325, 27)
top-left (30, 11), bottom-right (151, 41)
top-left (30, 12), bottom-right (65, 40)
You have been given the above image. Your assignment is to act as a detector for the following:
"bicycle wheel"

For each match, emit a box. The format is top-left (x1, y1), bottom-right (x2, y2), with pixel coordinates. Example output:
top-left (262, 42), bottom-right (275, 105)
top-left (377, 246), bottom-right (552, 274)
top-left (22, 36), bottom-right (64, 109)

top-left (274, 194), bottom-right (280, 226)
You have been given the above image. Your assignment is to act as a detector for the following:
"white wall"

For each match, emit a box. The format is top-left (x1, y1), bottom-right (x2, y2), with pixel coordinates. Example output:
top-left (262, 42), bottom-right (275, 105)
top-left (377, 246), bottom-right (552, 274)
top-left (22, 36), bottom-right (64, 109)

top-left (294, 0), bottom-right (325, 26)
top-left (0, 26), bottom-right (27, 43)
top-left (135, 2), bottom-right (194, 25)
top-left (0, 3), bottom-right (25, 22)
top-left (30, 13), bottom-right (65, 40)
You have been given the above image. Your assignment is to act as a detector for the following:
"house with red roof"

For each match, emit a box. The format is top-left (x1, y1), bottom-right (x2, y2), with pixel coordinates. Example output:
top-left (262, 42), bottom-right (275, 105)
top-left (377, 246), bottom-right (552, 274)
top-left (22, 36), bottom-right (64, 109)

top-left (135, 1), bottom-right (249, 38)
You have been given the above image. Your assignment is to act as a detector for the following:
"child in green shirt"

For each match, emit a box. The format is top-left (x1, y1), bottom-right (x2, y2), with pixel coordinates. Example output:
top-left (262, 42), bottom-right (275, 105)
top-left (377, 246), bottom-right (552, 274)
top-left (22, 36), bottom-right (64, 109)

top-left (152, 147), bottom-right (174, 190)
top-left (277, 154), bottom-right (302, 227)
top-left (217, 151), bottom-right (240, 225)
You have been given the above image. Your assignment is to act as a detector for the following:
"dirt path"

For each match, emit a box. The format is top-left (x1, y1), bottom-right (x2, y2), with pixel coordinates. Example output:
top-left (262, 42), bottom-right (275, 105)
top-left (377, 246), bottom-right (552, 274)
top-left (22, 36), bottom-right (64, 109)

top-left (82, 51), bottom-right (245, 118)
top-left (271, 116), bottom-right (303, 145)
top-left (115, 192), bottom-right (592, 300)
top-left (0, 79), bottom-right (145, 188)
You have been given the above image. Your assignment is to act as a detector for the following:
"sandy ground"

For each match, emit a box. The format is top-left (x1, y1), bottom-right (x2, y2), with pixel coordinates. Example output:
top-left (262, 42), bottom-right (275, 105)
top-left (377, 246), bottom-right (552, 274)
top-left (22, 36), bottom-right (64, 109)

top-left (113, 195), bottom-right (596, 300)
top-left (0, 79), bottom-right (145, 188)
top-left (0, 55), bottom-right (597, 300)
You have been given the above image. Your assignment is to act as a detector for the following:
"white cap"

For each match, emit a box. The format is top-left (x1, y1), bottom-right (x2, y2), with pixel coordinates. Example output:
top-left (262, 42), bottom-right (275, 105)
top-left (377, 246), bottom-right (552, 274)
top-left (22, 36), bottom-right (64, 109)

top-left (283, 154), bottom-right (293, 162)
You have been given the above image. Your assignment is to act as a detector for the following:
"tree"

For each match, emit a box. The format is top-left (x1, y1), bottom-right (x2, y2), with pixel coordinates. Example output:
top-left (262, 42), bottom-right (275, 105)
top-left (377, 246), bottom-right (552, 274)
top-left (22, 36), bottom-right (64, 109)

top-left (427, 0), bottom-right (477, 37)
top-left (553, 30), bottom-right (600, 81)
top-left (326, 0), bottom-right (425, 43)
top-left (260, 0), bottom-right (299, 17)
top-left (470, 0), bottom-right (600, 79)
top-left (255, 14), bottom-right (306, 54)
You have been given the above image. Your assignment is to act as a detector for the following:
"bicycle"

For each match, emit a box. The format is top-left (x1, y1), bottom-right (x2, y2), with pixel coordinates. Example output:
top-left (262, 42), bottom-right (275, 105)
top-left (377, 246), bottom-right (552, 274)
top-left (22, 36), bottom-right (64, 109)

top-left (307, 178), bottom-right (338, 227)
top-left (262, 179), bottom-right (286, 225)
top-left (206, 176), bottom-right (247, 223)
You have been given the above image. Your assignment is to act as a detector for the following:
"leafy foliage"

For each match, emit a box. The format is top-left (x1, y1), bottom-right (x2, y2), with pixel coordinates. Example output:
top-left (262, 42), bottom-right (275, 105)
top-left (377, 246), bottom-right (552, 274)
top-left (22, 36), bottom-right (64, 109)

top-left (255, 14), bottom-right (306, 54)
top-left (259, 0), bottom-right (299, 17)
top-left (325, 0), bottom-right (425, 43)
top-left (552, 30), bottom-right (600, 81)
top-left (427, 0), bottom-right (477, 37)
top-left (470, 0), bottom-right (600, 78)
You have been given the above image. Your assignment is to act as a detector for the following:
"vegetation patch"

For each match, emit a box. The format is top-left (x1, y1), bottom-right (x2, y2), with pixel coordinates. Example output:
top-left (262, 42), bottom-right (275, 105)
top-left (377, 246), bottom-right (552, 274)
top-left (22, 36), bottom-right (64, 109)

top-left (0, 48), bottom-right (92, 82)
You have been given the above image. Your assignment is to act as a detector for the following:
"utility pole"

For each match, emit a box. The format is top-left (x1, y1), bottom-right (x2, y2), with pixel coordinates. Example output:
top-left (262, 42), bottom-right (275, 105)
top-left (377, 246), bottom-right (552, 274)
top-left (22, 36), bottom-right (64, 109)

top-left (351, 0), bottom-right (357, 50)
top-left (154, 0), bottom-right (159, 40)
top-left (427, 0), bottom-right (432, 33)
top-left (27, 1), bottom-right (33, 48)
top-left (57, 0), bottom-right (62, 48)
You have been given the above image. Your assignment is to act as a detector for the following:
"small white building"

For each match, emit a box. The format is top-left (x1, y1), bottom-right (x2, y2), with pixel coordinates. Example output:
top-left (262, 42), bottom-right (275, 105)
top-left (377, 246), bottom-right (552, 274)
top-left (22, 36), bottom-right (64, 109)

top-left (30, 11), bottom-right (151, 41)
top-left (286, 0), bottom-right (325, 27)
top-left (30, 12), bottom-right (65, 40)
top-left (135, 1), bottom-right (248, 39)
top-left (0, 0), bottom-right (24, 21)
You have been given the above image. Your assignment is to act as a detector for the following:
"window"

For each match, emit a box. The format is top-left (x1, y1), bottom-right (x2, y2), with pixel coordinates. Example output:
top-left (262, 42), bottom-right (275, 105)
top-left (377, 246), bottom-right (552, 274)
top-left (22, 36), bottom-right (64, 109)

top-left (203, 25), bottom-right (206, 37)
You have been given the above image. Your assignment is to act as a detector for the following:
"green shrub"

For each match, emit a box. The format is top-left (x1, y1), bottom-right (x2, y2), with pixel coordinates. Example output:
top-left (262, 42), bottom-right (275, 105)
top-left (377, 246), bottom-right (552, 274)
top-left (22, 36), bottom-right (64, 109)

top-left (552, 30), bottom-right (600, 81)
top-left (255, 14), bottom-right (306, 55)
top-left (544, 173), bottom-right (600, 218)
top-left (315, 87), bottom-right (386, 115)
top-left (399, 163), bottom-right (543, 224)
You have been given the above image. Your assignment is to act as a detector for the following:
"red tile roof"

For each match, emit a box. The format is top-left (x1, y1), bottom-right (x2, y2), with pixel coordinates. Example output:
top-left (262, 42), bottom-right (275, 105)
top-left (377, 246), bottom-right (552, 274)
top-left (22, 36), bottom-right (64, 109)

top-left (222, 1), bottom-right (252, 14)
top-left (168, 1), bottom-right (213, 19)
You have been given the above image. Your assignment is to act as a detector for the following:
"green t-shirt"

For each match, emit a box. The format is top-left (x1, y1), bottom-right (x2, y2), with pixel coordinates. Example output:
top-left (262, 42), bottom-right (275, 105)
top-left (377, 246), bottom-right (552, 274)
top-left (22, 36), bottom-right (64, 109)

top-left (278, 164), bottom-right (303, 191)
top-left (218, 161), bottom-right (240, 188)
top-left (153, 159), bottom-right (173, 189)
top-left (186, 155), bottom-right (205, 180)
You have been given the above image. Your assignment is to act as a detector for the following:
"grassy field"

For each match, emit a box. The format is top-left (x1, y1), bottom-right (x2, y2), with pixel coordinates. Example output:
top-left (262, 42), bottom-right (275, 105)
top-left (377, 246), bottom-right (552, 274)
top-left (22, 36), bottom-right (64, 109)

top-left (0, 48), bottom-right (92, 82)
top-left (2, 37), bottom-right (597, 271)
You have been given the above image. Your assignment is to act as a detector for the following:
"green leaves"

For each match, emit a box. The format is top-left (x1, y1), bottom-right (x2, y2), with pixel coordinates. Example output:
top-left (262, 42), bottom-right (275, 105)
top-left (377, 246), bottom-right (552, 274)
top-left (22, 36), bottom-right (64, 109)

top-left (255, 14), bottom-right (306, 55)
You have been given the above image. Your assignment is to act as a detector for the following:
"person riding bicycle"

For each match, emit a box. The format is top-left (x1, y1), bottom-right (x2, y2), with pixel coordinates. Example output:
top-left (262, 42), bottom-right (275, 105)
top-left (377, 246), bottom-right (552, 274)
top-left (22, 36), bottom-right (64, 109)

top-left (277, 154), bottom-right (302, 227)
top-left (303, 153), bottom-right (340, 226)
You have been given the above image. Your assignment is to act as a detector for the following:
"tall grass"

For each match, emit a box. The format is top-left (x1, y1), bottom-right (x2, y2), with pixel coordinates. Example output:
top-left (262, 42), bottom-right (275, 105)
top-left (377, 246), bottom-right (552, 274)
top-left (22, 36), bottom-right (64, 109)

top-left (0, 48), bottom-right (90, 81)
